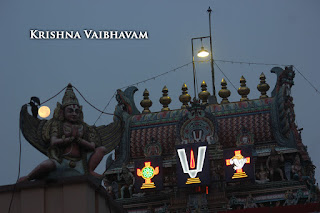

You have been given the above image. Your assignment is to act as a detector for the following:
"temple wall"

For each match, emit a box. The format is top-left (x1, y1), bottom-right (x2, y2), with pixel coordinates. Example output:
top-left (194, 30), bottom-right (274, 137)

top-left (0, 176), bottom-right (123, 213)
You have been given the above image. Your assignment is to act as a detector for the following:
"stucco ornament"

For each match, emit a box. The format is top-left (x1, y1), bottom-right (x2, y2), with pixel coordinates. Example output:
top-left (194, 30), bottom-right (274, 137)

top-left (177, 101), bottom-right (218, 145)
top-left (19, 83), bottom-right (124, 182)
top-left (270, 66), bottom-right (296, 147)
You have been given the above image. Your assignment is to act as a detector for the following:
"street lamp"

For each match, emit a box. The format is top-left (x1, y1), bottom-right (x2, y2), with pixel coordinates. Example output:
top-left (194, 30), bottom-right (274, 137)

top-left (191, 7), bottom-right (217, 104)
top-left (197, 46), bottom-right (210, 58)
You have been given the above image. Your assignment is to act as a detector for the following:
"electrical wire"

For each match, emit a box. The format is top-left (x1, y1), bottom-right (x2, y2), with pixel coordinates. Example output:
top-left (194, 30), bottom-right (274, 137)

top-left (72, 86), bottom-right (114, 116)
top-left (214, 59), bottom-right (289, 67)
top-left (293, 66), bottom-right (320, 95)
top-left (214, 62), bottom-right (237, 91)
top-left (94, 92), bottom-right (116, 126)
top-left (40, 86), bottom-right (67, 105)
top-left (118, 62), bottom-right (192, 90)
top-left (94, 61), bottom-right (193, 124)
top-left (8, 125), bottom-right (22, 213)
top-left (34, 60), bottom-right (320, 128)
top-left (197, 59), bottom-right (320, 96)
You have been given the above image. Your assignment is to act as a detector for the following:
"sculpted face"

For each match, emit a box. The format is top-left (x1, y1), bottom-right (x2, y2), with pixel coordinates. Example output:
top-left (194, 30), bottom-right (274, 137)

top-left (64, 104), bottom-right (81, 123)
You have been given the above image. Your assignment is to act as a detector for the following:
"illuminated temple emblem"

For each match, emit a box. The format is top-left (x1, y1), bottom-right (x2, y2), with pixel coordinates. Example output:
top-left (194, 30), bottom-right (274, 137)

top-left (226, 150), bottom-right (250, 179)
top-left (177, 146), bottom-right (207, 184)
top-left (137, 162), bottom-right (159, 189)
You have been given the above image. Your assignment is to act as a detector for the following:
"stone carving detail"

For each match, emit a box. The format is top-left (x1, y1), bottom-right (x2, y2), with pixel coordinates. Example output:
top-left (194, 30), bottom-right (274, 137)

top-left (117, 164), bottom-right (135, 199)
top-left (266, 147), bottom-right (284, 181)
top-left (270, 66), bottom-right (296, 147)
top-left (244, 194), bottom-right (257, 209)
top-left (228, 194), bottom-right (241, 209)
top-left (255, 164), bottom-right (269, 184)
top-left (19, 83), bottom-right (125, 181)
top-left (283, 190), bottom-right (299, 206)
top-left (236, 126), bottom-right (254, 146)
top-left (144, 138), bottom-right (162, 157)
top-left (108, 86), bottom-right (140, 170)
top-left (103, 177), bottom-right (119, 199)
top-left (177, 101), bottom-right (218, 145)
top-left (187, 194), bottom-right (208, 212)
top-left (291, 154), bottom-right (302, 180)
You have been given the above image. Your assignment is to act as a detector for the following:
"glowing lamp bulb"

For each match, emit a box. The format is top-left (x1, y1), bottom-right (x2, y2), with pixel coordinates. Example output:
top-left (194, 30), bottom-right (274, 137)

top-left (38, 106), bottom-right (50, 118)
top-left (197, 47), bottom-right (210, 58)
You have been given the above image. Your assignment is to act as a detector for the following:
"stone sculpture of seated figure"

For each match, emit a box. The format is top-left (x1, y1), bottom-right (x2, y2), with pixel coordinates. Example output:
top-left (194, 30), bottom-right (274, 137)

top-left (255, 164), bottom-right (269, 184)
top-left (117, 164), bottom-right (135, 199)
top-left (19, 84), bottom-right (113, 182)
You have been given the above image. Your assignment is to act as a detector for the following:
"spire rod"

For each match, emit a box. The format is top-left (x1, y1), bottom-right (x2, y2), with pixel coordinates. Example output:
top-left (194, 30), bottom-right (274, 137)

top-left (207, 6), bottom-right (217, 104)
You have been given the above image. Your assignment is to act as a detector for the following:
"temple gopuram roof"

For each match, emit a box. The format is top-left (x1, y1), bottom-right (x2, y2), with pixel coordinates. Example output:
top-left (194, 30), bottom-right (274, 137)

top-left (130, 98), bottom-right (275, 159)
top-left (105, 66), bottom-right (318, 212)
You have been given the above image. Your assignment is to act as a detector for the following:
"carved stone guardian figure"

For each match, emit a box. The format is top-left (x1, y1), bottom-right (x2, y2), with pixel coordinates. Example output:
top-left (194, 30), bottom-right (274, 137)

top-left (266, 147), bottom-right (284, 181)
top-left (19, 84), bottom-right (124, 182)
top-left (117, 164), bottom-right (135, 199)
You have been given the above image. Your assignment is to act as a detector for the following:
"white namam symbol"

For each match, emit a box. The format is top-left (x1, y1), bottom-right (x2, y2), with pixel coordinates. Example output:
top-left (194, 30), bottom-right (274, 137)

top-left (192, 129), bottom-right (203, 142)
top-left (177, 146), bottom-right (206, 178)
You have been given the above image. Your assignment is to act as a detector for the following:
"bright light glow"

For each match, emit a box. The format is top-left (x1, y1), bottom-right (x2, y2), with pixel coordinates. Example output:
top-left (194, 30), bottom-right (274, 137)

top-left (197, 47), bottom-right (209, 58)
top-left (177, 146), bottom-right (207, 179)
top-left (225, 150), bottom-right (251, 179)
top-left (137, 161), bottom-right (159, 189)
top-left (226, 159), bottom-right (231, 166)
top-left (142, 167), bottom-right (154, 179)
top-left (190, 149), bottom-right (195, 169)
top-left (227, 150), bottom-right (249, 171)
top-left (38, 106), bottom-right (50, 118)
top-left (246, 157), bottom-right (250, 163)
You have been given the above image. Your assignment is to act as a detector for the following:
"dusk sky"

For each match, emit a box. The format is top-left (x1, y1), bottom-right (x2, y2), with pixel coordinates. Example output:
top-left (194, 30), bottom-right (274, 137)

top-left (1, 1), bottom-right (319, 186)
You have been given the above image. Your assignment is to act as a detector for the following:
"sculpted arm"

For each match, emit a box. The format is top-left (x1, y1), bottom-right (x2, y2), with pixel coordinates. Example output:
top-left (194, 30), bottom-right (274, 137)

top-left (77, 138), bottom-right (95, 151)
top-left (51, 135), bottom-right (73, 146)
top-left (51, 135), bottom-right (95, 151)
top-left (49, 121), bottom-right (74, 147)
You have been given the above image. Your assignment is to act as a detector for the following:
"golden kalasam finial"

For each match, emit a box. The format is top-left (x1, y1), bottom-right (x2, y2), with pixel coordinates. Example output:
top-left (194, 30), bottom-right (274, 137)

top-left (218, 78), bottom-right (231, 104)
top-left (198, 80), bottom-right (211, 104)
top-left (257, 72), bottom-right (270, 99)
top-left (179, 83), bottom-right (191, 109)
top-left (237, 76), bottom-right (250, 101)
top-left (140, 89), bottom-right (152, 113)
top-left (159, 86), bottom-right (171, 111)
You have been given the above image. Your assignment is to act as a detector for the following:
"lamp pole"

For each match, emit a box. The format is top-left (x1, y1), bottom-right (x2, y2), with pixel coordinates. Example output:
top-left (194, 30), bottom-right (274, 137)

top-left (208, 7), bottom-right (217, 104)
top-left (191, 39), bottom-right (197, 100)
top-left (190, 7), bottom-right (217, 103)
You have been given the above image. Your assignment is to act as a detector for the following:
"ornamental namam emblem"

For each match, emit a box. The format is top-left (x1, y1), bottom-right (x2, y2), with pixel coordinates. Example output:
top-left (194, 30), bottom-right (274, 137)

top-left (176, 103), bottom-right (218, 145)
top-left (176, 143), bottom-right (208, 185)
top-left (175, 103), bottom-right (215, 187)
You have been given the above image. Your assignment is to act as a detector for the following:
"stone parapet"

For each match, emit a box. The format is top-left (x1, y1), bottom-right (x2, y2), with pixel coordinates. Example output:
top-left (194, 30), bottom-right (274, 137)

top-left (0, 175), bottom-right (124, 213)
